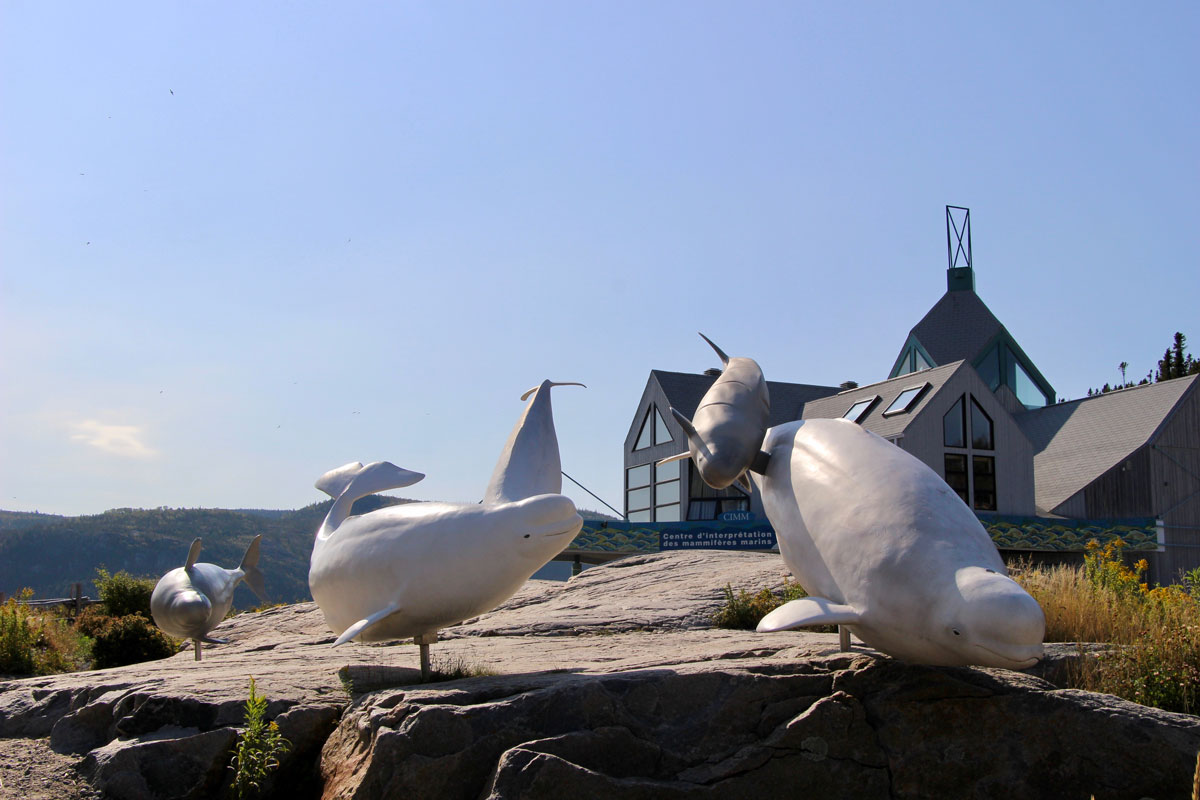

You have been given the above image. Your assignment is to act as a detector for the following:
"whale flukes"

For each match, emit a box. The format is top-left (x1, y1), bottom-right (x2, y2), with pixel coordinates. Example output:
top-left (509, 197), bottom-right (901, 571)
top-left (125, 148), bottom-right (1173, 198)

top-left (316, 461), bottom-right (426, 535)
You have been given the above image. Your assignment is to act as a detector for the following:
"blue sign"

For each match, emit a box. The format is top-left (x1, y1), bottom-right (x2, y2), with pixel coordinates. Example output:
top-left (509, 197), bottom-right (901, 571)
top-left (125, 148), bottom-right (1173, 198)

top-left (660, 523), bottom-right (776, 551)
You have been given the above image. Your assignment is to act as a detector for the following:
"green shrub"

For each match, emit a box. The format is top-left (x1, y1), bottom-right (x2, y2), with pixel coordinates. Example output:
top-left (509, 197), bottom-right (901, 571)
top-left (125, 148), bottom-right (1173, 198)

top-left (0, 594), bottom-right (36, 675)
top-left (712, 580), bottom-right (815, 630)
top-left (712, 585), bottom-right (780, 630)
top-left (94, 567), bottom-right (157, 619)
top-left (0, 590), bottom-right (88, 676)
top-left (74, 604), bottom-right (112, 638)
top-left (1182, 566), bottom-right (1200, 598)
top-left (89, 614), bottom-right (177, 669)
top-left (229, 677), bottom-right (290, 799)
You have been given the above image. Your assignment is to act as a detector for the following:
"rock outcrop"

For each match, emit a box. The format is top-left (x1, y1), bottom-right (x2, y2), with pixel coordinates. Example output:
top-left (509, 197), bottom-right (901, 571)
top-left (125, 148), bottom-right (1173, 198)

top-left (2, 551), bottom-right (1199, 799)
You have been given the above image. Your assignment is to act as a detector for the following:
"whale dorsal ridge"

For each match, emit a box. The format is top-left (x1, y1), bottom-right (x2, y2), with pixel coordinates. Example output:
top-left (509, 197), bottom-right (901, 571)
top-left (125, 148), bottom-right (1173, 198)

top-left (185, 538), bottom-right (202, 570)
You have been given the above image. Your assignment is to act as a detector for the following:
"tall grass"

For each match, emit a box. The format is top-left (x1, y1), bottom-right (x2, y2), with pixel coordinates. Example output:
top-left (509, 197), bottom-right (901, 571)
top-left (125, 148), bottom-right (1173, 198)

top-left (711, 580), bottom-right (829, 631)
top-left (1012, 540), bottom-right (1200, 714)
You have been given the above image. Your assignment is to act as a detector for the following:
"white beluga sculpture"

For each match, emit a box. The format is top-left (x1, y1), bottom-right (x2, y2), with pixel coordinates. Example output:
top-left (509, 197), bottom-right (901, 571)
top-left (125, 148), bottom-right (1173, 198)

top-left (663, 333), bottom-right (770, 492)
top-left (752, 418), bottom-right (1044, 669)
top-left (150, 536), bottom-right (268, 661)
top-left (308, 380), bottom-right (584, 670)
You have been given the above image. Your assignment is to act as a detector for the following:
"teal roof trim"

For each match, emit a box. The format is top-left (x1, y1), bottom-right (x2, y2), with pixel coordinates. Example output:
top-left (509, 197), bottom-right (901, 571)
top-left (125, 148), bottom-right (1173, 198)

top-left (888, 334), bottom-right (939, 379)
top-left (971, 329), bottom-right (1056, 406)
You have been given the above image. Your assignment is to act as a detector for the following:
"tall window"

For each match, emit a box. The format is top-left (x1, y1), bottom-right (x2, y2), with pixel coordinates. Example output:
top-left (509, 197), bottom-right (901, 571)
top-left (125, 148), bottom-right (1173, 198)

top-left (633, 406), bottom-right (673, 451)
top-left (626, 464), bottom-right (651, 522)
top-left (943, 397), bottom-right (965, 448)
top-left (943, 394), bottom-right (998, 511)
top-left (972, 456), bottom-right (996, 511)
top-left (943, 453), bottom-right (969, 504)
top-left (654, 460), bottom-right (681, 522)
top-left (970, 399), bottom-right (993, 450)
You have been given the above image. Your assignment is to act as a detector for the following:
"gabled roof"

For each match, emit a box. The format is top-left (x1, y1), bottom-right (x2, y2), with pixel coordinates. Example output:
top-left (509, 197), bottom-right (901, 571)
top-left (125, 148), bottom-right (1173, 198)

top-left (802, 361), bottom-right (964, 439)
top-left (1016, 375), bottom-right (1199, 513)
top-left (649, 370), bottom-right (840, 428)
top-left (905, 290), bottom-right (1004, 366)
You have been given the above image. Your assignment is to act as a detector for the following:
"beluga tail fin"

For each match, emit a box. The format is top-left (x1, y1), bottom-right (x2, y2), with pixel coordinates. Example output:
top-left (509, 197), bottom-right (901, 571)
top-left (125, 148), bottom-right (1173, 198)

top-left (239, 534), bottom-right (268, 603)
top-left (185, 538), bottom-right (203, 569)
top-left (483, 380), bottom-right (584, 506)
top-left (317, 461), bottom-right (425, 535)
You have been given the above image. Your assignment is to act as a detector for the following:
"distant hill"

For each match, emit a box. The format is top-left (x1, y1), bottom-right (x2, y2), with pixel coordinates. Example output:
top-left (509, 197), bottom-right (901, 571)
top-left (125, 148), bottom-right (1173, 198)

top-left (0, 496), bottom-right (616, 607)
top-left (0, 496), bottom-right (409, 607)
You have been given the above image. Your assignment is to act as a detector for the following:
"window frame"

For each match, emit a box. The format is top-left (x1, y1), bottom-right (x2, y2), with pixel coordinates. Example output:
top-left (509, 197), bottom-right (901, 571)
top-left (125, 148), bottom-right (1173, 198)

top-left (882, 383), bottom-right (930, 417)
top-left (843, 395), bottom-right (879, 423)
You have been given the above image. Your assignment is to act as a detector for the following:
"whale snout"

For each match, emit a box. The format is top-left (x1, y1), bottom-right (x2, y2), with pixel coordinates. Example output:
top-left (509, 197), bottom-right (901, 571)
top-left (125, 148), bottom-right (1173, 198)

top-left (956, 567), bottom-right (1046, 669)
top-left (512, 493), bottom-right (584, 538)
top-left (172, 592), bottom-right (212, 626)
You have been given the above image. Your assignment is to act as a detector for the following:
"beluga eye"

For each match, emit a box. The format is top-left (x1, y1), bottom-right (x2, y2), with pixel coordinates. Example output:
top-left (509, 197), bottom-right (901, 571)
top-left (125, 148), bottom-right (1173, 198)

top-left (952, 628), bottom-right (962, 636)
top-left (523, 534), bottom-right (530, 539)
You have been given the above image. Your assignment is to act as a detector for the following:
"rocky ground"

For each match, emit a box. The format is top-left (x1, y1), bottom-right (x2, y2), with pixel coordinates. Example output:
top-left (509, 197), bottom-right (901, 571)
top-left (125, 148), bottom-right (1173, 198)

top-left (2, 551), bottom-right (1199, 799)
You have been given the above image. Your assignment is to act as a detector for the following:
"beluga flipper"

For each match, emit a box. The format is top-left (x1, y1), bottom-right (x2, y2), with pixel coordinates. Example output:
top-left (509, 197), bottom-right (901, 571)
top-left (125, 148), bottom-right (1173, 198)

top-left (665, 333), bottom-right (771, 492)
top-left (150, 535), bottom-right (269, 661)
top-left (308, 380), bottom-right (584, 666)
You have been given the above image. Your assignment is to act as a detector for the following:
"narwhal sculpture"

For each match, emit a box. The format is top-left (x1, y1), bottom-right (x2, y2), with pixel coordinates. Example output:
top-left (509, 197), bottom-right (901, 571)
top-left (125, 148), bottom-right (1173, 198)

top-left (309, 380), bottom-right (584, 672)
top-left (662, 336), bottom-right (1044, 669)
top-left (150, 535), bottom-right (267, 661)
top-left (661, 333), bottom-right (771, 492)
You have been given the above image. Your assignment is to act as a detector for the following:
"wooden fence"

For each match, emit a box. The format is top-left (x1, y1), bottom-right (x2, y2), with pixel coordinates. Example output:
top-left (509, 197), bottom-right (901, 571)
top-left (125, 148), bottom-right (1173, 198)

top-left (0, 584), bottom-right (97, 615)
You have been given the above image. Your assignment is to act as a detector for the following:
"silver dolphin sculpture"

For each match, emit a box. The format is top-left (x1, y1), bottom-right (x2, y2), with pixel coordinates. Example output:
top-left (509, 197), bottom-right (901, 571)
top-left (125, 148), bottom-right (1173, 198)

top-left (150, 535), bottom-right (267, 661)
top-left (664, 333), bottom-right (771, 491)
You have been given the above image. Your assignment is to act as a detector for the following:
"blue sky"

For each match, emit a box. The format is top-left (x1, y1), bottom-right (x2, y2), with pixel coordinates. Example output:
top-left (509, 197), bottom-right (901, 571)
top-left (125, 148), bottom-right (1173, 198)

top-left (2, 2), bottom-right (1197, 517)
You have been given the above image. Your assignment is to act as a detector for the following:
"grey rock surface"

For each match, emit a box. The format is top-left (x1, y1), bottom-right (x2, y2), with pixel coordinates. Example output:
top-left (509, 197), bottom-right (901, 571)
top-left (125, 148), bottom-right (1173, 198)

top-left (1, 550), bottom-right (1198, 800)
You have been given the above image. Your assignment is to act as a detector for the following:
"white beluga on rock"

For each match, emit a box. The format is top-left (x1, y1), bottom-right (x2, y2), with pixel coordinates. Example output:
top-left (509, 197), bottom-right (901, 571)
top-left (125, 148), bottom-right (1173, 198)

top-left (308, 380), bottom-right (585, 661)
top-left (150, 535), bottom-right (267, 661)
top-left (663, 333), bottom-right (770, 492)
top-left (752, 418), bottom-right (1045, 669)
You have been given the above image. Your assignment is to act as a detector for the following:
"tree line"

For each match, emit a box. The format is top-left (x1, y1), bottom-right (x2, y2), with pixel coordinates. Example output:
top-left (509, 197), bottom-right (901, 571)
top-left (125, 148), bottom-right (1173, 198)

top-left (1088, 331), bottom-right (1199, 397)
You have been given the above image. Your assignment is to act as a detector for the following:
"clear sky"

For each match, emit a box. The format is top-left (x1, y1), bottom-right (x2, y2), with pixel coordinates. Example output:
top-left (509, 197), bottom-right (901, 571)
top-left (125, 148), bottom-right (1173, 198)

top-left (2, 2), bottom-right (1197, 517)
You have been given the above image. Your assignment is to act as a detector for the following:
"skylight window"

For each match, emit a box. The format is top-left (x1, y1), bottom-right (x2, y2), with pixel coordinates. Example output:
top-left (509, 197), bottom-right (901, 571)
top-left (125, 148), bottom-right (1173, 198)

top-left (842, 396), bottom-right (878, 424)
top-left (882, 383), bottom-right (929, 416)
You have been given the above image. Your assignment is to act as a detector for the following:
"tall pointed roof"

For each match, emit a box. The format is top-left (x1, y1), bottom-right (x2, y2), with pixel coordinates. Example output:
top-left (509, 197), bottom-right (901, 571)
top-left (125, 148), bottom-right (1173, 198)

top-left (906, 290), bottom-right (1005, 366)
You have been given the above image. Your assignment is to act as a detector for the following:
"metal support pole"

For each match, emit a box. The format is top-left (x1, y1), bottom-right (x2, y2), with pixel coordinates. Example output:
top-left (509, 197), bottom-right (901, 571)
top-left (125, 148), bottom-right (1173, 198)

top-left (414, 632), bottom-right (438, 680)
top-left (72, 583), bottom-right (82, 616)
top-left (572, 556), bottom-right (582, 577)
top-left (194, 639), bottom-right (202, 661)
top-left (838, 625), bottom-right (851, 652)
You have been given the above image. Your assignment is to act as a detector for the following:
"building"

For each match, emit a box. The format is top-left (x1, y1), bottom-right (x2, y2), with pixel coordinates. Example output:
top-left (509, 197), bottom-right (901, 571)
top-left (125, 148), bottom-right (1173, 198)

top-left (621, 210), bottom-right (1200, 583)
